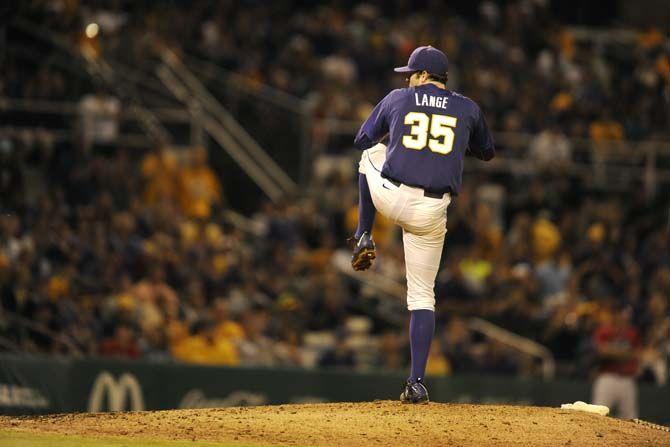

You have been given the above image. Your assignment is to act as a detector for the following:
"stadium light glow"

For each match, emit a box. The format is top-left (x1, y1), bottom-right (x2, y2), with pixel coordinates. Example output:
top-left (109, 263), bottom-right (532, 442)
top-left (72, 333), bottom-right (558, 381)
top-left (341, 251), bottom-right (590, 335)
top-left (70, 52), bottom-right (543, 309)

top-left (85, 23), bottom-right (99, 38)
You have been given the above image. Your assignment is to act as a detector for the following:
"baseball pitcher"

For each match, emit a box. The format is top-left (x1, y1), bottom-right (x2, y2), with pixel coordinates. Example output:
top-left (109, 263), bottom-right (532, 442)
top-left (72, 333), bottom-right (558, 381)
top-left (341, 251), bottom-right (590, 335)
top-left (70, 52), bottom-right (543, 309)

top-left (349, 46), bottom-right (495, 403)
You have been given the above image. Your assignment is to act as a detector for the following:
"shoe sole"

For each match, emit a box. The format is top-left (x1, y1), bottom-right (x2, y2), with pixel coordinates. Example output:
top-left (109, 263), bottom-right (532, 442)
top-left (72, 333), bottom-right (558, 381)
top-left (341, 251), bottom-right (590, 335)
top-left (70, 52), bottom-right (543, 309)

top-left (399, 393), bottom-right (429, 404)
top-left (352, 248), bottom-right (376, 271)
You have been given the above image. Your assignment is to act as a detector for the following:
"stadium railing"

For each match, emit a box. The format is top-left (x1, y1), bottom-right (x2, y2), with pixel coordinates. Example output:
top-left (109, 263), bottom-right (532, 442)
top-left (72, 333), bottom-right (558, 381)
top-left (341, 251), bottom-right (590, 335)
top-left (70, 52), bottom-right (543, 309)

top-left (156, 47), bottom-right (298, 199)
top-left (0, 97), bottom-right (190, 149)
top-left (13, 15), bottom-right (670, 196)
top-left (321, 119), bottom-right (670, 193)
top-left (2, 310), bottom-right (83, 357)
top-left (332, 251), bottom-right (556, 379)
top-left (467, 318), bottom-right (556, 380)
top-left (177, 49), bottom-right (670, 194)
top-left (0, 336), bottom-right (21, 353)
top-left (180, 54), bottom-right (314, 185)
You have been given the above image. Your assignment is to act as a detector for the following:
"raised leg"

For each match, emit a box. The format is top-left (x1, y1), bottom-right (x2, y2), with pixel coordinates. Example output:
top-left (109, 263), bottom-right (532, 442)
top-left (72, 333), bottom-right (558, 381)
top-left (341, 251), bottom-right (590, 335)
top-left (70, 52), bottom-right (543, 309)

top-left (354, 173), bottom-right (375, 240)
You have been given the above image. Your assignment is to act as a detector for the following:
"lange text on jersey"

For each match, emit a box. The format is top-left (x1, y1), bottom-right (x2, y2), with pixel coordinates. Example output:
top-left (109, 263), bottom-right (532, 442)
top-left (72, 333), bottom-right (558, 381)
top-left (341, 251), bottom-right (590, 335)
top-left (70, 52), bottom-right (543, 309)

top-left (414, 93), bottom-right (449, 109)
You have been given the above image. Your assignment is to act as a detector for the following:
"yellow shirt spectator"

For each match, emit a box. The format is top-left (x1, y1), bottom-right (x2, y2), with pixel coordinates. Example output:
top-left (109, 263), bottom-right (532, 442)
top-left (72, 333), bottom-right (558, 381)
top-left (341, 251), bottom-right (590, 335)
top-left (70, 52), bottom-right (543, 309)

top-left (558, 29), bottom-right (575, 60)
top-left (214, 320), bottom-right (245, 341)
top-left (656, 53), bottom-right (670, 82)
top-left (426, 343), bottom-right (450, 376)
top-left (550, 92), bottom-right (573, 112)
top-left (178, 147), bottom-right (223, 219)
top-left (141, 145), bottom-right (179, 206)
top-left (589, 119), bottom-right (624, 142)
top-left (638, 27), bottom-right (664, 49)
top-left (46, 275), bottom-right (70, 302)
top-left (345, 205), bottom-right (395, 249)
top-left (171, 332), bottom-right (239, 366)
top-left (532, 218), bottom-right (561, 262)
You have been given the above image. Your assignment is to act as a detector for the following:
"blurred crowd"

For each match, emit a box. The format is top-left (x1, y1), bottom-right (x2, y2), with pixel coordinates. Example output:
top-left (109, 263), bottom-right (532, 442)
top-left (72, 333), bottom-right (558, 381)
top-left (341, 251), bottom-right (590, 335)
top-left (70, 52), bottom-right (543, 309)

top-left (185, 0), bottom-right (670, 142)
top-left (2, 128), bottom-right (669, 382)
top-left (1, 0), bottom-right (670, 383)
top-left (5, 1), bottom-right (670, 140)
top-left (173, 1), bottom-right (667, 140)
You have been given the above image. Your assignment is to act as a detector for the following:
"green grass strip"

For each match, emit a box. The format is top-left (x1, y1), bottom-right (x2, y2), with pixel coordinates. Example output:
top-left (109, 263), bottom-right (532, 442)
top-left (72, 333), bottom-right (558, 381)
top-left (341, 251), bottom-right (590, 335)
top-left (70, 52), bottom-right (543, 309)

top-left (0, 430), bottom-right (312, 447)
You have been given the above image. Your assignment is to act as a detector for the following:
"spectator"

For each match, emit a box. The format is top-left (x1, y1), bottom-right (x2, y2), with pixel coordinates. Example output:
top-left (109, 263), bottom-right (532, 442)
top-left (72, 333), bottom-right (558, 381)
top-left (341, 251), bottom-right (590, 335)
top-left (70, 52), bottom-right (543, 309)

top-left (171, 319), bottom-right (240, 366)
top-left (425, 340), bottom-right (450, 377)
top-left (139, 326), bottom-right (171, 362)
top-left (441, 318), bottom-right (478, 374)
top-left (318, 333), bottom-right (356, 369)
top-left (177, 147), bottom-right (223, 219)
top-left (141, 144), bottom-right (180, 208)
top-left (376, 331), bottom-right (406, 371)
top-left (237, 308), bottom-right (280, 366)
top-left (99, 323), bottom-right (140, 359)
top-left (528, 124), bottom-right (573, 169)
top-left (78, 87), bottom-right (121, 153)
top-left (588, 112), bottom-right (625, 184)
top-left (592, 304), bottom-right (641, 419)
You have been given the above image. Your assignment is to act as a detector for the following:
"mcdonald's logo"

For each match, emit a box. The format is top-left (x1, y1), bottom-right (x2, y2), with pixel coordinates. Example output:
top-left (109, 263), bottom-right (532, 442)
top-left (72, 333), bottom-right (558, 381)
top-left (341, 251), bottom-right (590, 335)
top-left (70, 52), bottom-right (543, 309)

top-left (87, 371), bottom-right (144, 412)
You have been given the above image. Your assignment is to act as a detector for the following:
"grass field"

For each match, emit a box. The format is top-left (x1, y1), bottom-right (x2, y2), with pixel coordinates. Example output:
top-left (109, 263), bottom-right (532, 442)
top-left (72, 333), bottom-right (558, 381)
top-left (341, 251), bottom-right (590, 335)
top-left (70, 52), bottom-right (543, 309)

top-left (0, 431), bottom-right (291, 447)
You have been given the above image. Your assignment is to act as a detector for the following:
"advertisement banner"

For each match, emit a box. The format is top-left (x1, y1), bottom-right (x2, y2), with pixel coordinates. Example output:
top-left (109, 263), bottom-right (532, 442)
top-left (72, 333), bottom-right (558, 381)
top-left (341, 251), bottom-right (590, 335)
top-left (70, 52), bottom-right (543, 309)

top-left (0, 355), bottom-right (667, 424)
top-left (0, 355), bottom-right (72, 415)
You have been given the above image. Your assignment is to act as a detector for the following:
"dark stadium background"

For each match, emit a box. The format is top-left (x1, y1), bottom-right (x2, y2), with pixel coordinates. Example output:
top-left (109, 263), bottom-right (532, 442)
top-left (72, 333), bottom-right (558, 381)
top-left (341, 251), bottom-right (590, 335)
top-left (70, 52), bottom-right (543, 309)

top-left (0, 0), bottom-right (669, 421)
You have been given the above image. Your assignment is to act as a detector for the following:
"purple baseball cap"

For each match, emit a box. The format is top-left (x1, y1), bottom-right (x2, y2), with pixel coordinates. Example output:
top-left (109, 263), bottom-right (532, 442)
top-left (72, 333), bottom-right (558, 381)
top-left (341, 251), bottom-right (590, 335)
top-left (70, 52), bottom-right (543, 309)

top-left (394, 45), bottom-right (449, 75)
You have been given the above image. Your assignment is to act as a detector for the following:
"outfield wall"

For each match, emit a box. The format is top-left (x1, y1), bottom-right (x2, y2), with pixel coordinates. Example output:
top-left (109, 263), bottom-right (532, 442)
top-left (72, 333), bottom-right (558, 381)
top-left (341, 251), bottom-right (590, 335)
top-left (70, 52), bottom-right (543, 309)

top-left (0, 355), bottom-right (667, 423)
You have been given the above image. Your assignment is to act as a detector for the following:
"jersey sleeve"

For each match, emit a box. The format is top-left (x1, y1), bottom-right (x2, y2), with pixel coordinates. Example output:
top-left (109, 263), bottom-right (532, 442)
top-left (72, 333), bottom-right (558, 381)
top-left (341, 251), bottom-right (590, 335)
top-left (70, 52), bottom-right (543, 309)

top-left (467, 104), bottom-right (495, 161)
top-left (353, 91), bottom-right (395, 150)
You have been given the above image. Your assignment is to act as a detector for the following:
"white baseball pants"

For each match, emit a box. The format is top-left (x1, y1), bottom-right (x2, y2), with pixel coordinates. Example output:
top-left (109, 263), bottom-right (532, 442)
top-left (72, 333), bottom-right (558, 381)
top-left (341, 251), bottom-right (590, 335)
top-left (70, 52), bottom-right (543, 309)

top-left (359, 143), bottom-right (451, 311)
top-left (592, 373), bottom-right (638, 419)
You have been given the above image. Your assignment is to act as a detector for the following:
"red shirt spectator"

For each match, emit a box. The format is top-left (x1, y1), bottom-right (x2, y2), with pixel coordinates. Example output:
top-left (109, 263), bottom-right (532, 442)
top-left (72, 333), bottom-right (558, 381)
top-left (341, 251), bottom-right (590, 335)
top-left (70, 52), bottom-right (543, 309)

top-left (99, 324), bottom-right (140, 359)
top-left (593, 309), bottom-right (640, 377)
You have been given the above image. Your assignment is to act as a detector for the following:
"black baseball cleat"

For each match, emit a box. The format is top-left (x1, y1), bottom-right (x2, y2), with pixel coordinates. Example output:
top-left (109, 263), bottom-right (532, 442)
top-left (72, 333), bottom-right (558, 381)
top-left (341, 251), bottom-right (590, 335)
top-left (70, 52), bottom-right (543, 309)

top-left (400, 378), bottom-right (429, 404)
top-left (348, 232), bottom-right (376, 271)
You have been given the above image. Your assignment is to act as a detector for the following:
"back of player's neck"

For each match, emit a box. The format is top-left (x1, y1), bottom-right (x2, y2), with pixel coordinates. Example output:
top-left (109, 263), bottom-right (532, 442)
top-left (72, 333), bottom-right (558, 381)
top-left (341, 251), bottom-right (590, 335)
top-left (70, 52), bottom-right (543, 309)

top-left (419, 81), bottom-right (446, 89)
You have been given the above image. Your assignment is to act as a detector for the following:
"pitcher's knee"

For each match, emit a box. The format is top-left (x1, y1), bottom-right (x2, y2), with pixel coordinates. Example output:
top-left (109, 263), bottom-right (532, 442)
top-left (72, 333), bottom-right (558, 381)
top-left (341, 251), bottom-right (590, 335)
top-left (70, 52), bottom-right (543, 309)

top-left (427, 223), bottom-right (447, 239)
top-left (407, 293), bottom-right (435, 312)
top-left (358, 152), bottom-right (367, 174)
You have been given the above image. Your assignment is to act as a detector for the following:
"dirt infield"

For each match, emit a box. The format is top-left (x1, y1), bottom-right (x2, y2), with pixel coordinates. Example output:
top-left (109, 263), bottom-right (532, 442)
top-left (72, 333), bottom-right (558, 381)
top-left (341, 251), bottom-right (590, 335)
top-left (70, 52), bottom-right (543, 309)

top-left (1, 401), bottom-right (669, 447)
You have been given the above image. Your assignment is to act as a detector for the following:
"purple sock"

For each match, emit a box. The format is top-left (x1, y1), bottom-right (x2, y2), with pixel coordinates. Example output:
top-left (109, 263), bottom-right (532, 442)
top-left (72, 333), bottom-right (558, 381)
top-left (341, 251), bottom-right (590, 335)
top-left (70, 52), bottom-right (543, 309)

top-left (409, 309), bottom-right (435, 382)
top-left (355, 173), bottom-right (375, 239)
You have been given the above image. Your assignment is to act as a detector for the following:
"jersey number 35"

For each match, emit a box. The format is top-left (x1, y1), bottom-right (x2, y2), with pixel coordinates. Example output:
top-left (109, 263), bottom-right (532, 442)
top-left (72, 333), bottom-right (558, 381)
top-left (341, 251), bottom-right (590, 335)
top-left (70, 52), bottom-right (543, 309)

top-left (402, 112), bottom-right (457, 155)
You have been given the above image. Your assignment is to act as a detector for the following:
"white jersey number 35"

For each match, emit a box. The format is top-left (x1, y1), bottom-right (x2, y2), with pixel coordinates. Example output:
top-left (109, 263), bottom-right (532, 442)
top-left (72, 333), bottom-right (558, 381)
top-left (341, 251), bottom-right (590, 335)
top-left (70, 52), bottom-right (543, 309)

top-left (402, 112), bottom-right (457, 155)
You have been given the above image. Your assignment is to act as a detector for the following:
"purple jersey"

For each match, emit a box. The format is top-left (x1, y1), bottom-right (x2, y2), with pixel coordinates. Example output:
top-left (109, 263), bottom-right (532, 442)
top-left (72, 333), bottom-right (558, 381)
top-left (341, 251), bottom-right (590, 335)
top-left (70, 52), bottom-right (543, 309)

top-left (354, 84), bottom-right (495, 195)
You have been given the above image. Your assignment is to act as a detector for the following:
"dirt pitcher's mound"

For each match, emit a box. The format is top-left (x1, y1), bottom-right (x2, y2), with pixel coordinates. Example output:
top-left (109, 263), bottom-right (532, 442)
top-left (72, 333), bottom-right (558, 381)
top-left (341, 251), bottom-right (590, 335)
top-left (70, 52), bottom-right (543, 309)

top-left (2, 401), bottom-right (670, 447)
